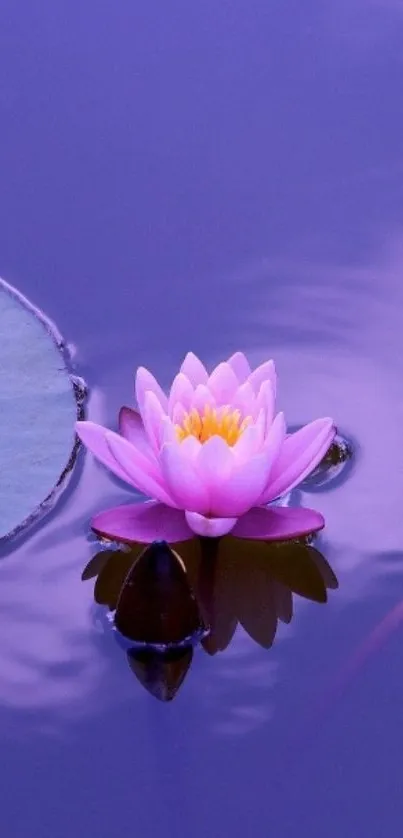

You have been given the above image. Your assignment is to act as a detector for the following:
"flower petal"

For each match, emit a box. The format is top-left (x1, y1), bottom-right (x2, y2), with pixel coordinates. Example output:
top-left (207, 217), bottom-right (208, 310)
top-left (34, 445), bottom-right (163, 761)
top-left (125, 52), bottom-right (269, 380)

top-left (207, 362), bottom-right (239, 404)
top-left (226, 352), bottom-right (251, 383)
top-left (160, 415), bottom-right (179, 446)
top-left (195, 436), bottom-right (235, 514)
top-left (119, 406), bottom-right (143, 443)
top-left (232, 505), bottom-right (325, 540)
top-left (142, 390), bottom-right (166, 453)
top-left (232, 423), bottom-right (263, 462)
top-left (162, 423), bottom-right (201, 459)
top-left (92, 501), bottom-right (193, 544)
top-left (263, 410), bottom-right (286, 456)
top-left (191, 384), bottom-right (216, 413)
top-left (232, 381), bottom-right (256, 416)
top-left (255, 380), bottom-right (275, 432)
top-left (178, 434), bottom-right (202, 461)
top-left (172, 402), bottom-right (187, 425)
top-left (118, 407), bottom-right (157, 461)
top-left (168, 373), bottom-right (194, 416)
top-left (76, 421), bottom-right (135, 486)
top-left (135, 367), bottom-right (168, 415)
top-left (232, 410), bottom-right (266, 462)
top-left (211, 453), bottom-right (273, 517)
top-left (185, 511), bottom-right (238, 537)
top-left (179, 352), bottom-right (208, 386)
top-left (261, 418), bottom-right (335, 503)
top-left (105, 431), bottom-right (176, 506)
top-left (209, 413), bottom-right (285, 516)
top-left (248, 360), bottom-right (277, 397)
top-left (160, 440), bottom-right (210, 513)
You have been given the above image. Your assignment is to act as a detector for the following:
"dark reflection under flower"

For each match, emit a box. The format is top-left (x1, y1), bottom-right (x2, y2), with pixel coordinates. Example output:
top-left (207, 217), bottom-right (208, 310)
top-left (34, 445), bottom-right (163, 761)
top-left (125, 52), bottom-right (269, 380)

top-left (82, 536), bottom-right (338, 701)
top-left (127, 647), bottom-right (194, 702)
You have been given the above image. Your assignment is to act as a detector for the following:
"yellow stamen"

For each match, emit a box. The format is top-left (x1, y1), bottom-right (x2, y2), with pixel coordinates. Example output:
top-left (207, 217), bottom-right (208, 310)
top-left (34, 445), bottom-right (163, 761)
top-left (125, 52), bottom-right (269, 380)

top-left (175, 404), bottom-right (252, 446)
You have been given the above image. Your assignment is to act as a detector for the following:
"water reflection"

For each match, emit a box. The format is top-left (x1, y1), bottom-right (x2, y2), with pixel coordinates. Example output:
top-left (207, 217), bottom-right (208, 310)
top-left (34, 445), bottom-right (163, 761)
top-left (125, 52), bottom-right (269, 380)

top-left (301, 432), bottom-right (354, 492)
top-left (127, 647), bottom-right (194, 702)
top-left (82, 536), bottom-right (338, 701)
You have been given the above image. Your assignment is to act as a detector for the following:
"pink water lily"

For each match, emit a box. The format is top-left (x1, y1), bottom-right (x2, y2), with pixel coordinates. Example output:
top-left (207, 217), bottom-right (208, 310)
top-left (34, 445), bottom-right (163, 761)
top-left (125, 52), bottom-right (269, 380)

top-left (76, 352), bottom-right (335, 543)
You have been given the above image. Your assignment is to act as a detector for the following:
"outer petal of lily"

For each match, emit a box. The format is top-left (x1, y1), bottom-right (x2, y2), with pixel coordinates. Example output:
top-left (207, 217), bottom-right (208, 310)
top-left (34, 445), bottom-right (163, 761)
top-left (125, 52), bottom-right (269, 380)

top-left (76, 421), bottom-right (137, 485)
top-left (176, 434), bottom-right (201, 461)
top-left (232, 505), bottom-right (325, 540)
top-left (160, 439), bottom-right (210, 514)
top-left (208, 413), bottom-right (285, 516)
top-left (135, 367), bottom-right (168, 414)
top-left (226, 351), bottom-right (251, 383)
top-left (263, 410), bottom-right (286, 454)
top-left (118, 407), bottom-right (152, 455)
top-left (142, 390), bottom-right (166, 453)
top-left (207, 363), bottom-right (239, 404)
top-left (179, 352), bottom-right (208, 386)
top-left (168, 373), bottom-right (194, 416)
top-left (160, 415), bottom-right (179, 446)
top-left (196, 436), bottom-right (234, 508)
top-left (105, 431), bottom-right (177, 507)
top-left (248, 360), bottom-right (277, 397)
top-left (260, 418), bottom-right (335, 503)
top-left (210, 453), bottom-right (273, 517)
top-left (92, 501), bottom-right (193, 543)
top-left (255, 380), bottom-right (275, 433)
top-left (185, 511), bottom-right (238, 537)
top-left (233, 423), bottom-right (264, 462)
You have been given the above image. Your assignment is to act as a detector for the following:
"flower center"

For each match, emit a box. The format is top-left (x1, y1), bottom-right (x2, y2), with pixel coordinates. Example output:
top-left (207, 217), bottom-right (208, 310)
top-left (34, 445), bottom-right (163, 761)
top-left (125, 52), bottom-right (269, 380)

top-left (175, 404), bottom-right (252, 446)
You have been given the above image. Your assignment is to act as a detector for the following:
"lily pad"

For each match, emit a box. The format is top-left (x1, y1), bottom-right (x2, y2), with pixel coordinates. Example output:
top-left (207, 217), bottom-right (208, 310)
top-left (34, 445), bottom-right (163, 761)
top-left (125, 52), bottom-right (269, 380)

top-left (0, 278), bottom-right (86, 541)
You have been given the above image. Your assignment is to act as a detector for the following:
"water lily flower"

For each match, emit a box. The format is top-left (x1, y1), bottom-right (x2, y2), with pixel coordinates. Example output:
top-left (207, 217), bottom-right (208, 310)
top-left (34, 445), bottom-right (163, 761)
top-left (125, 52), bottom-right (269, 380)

top-left (76, 352), bottom-right (335, 543)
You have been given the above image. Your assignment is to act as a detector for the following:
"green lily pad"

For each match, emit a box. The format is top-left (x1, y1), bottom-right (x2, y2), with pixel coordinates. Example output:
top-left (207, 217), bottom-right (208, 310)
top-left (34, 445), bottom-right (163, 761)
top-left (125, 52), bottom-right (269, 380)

top-left (0, 278), bottom-right (86, 541)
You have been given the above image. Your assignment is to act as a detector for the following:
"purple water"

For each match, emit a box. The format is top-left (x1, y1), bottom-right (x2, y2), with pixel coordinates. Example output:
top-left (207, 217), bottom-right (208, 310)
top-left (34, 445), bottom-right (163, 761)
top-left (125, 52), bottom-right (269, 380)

top-left (1, 2), bottom-right (403, 835)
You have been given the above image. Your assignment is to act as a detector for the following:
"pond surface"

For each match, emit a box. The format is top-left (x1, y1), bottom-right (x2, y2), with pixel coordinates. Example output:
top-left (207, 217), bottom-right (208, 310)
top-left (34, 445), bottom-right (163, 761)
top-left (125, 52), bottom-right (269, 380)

top-left (0, 2), bottom-right (403, 835)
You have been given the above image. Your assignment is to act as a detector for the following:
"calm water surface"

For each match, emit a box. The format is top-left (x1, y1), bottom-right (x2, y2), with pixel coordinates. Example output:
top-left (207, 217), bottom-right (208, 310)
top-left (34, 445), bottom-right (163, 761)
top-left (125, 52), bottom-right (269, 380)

top-left (1, 2), bottom-right (403, 835)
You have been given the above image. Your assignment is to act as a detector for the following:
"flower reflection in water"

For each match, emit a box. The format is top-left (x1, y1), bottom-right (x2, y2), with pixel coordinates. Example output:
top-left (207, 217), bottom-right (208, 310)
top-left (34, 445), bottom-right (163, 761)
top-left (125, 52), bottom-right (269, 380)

top-left (82, 536), bottom-right (338, 701)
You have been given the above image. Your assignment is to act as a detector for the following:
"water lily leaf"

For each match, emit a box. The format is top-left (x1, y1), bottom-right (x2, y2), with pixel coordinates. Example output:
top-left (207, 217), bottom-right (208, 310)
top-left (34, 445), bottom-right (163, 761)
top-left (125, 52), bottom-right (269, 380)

top-left (0, 279), bottom-right (84, 540)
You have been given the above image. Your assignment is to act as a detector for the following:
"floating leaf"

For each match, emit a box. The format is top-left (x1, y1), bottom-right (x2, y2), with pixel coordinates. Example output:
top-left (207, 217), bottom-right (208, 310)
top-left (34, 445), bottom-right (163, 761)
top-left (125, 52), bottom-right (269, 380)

top-left (0, 278), bottom-right (84, 540)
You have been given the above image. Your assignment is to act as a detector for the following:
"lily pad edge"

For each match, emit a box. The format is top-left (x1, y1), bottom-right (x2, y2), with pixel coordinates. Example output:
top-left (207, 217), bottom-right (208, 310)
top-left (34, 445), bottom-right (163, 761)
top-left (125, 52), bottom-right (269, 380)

top-left (0, 276), bottom-right (87, 545)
